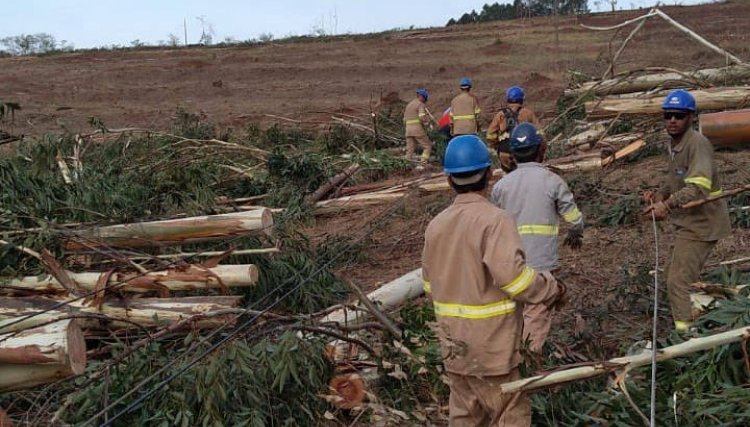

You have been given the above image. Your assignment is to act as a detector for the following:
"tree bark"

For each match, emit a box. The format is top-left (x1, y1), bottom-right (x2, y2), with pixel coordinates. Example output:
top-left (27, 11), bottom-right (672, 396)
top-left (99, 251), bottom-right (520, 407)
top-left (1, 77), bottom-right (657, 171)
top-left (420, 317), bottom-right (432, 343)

top-left (567, 65), bottom-right (750, 97)
top-left (585, 87), bottom-right (750, 118)
top-left (2, 264), bottom-right (259, 295)
top-left (305, 164), bottom-right (360, 204)
top-left (0, 296), bottom-right (242, 334)
top-left (64, 209), bottom-right (273, 250)
top-left (0, 319), bottom-right (86, 392)
top-left (699, 109), bottom-right (750, 147)
top-left (498, 325), bottom-right (750, 395)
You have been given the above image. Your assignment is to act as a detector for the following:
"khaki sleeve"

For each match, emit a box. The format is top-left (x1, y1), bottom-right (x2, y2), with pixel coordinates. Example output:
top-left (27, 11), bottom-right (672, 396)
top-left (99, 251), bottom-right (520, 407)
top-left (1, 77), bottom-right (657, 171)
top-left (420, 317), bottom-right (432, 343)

top-left (482, 217), bottom-right (559, 305)
top-left (418, 104), bottom-right (429, 127)
top-left (554, 176), bottom-right (584, 228)
top-left (528, 109), bottom-right (541, 128)
top-left (486, 113), bottom-right (504, 142)
top-left (421, 238), bottom-right (432, 295)
top-left (667, 139), bottom-right (714, 208)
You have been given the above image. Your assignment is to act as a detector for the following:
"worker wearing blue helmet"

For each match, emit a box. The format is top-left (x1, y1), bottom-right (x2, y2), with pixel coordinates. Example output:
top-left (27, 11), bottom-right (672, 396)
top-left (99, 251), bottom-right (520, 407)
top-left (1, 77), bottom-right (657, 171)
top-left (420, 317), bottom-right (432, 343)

top-left (486, 85), bottom-right (541, 173)
top-left (642, 89), bottom-right (730, 334)
top-left (422, 134), bottom-right (564, 425)
top-left (403, 89), bottom-right (434, 162)
top-left (491, 123), bottom-right (583, 354)
top-left (449, 77), bottom-right (481, 136)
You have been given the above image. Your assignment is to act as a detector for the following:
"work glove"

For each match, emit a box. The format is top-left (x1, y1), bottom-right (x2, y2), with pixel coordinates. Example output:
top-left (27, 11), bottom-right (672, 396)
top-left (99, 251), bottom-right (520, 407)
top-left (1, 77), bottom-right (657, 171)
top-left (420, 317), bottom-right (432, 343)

top-left (563, 226), bottom-right (583, 250)
top-left (642, 200), bottom-right (670, 221)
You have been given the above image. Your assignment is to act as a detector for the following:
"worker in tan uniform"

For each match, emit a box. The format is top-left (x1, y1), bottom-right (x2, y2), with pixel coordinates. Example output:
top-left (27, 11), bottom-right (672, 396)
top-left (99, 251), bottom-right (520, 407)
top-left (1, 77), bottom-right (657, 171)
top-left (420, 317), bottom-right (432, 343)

top-left (643, 90), bottom-right (731, 333)
top-left (422, 134), bottom-right (564, 426)
top-left (450, 78), bottom-right (481, 136)
top-left (486, 86), bottom-right (541, 173)
top-left (403, 89), bottom-right (433, 162)
top-left (491, 123), bottom-right (583, 354)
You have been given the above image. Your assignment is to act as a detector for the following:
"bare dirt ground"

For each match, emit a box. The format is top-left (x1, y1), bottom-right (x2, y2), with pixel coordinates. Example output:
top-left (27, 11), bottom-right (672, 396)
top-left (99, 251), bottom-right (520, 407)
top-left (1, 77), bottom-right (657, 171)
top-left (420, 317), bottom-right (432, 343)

top-left (2, 2), bottom-right (750, 138)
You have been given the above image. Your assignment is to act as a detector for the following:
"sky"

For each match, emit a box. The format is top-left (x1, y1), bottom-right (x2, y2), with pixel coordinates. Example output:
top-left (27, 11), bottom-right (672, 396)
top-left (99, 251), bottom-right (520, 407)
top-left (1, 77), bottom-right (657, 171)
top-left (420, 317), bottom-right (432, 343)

top-left (1, 0), bottom-right (709, 49)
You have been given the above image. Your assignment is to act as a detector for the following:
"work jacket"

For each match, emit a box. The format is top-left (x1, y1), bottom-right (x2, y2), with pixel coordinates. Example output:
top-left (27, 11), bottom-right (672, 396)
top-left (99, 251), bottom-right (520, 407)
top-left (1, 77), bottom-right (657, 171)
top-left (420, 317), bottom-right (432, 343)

top-left (486, 104), bottom-right (541, 150)
top-left (450, 92), bottom-right (481, 135)
top-left (403, 98), bottom-right (429, 137)
top-left (422, 193), bottom-right (559, 376)
top-left (660, 128), bottom-right (731, 241)
top-left (491, 163), bottom-right (583, 271)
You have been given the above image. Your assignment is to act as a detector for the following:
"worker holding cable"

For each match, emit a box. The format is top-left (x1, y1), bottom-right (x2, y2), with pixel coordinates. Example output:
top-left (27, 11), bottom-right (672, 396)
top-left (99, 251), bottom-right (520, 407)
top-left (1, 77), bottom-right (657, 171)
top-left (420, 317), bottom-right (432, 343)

top-left (643, 89), bottom-right (731, 334)
top-left (422, 134), bottom-right (565, 425)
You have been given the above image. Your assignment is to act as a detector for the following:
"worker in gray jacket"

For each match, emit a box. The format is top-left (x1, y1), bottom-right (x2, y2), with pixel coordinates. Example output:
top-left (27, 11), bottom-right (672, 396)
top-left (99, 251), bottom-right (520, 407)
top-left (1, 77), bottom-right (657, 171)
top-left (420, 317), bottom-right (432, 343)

top-left (490, 123), bottom-right (583, 353)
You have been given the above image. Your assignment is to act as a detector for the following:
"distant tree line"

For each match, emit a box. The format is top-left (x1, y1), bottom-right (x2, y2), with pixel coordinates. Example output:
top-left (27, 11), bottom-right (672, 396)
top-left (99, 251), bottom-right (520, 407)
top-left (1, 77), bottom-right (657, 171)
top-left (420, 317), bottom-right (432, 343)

top-left (447, 0), bottom-right (589, 26)
top-left (0, 33), bottom-right (74, 56)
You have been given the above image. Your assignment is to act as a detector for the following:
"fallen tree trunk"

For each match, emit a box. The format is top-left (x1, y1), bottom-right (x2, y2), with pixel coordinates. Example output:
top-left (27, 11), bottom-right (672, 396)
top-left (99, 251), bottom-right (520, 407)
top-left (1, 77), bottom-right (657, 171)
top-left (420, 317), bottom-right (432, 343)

top-left (2, 264), bottom-right (259, 295)
top-left (306, 164), bottom-right (360, 204)
top-left (699, 109), bottom-right (750, 147)
top-left (567, 65), bottom-right (750, 97)
top-left (0, 296), bottom-right (242, 334)
top-left (585, 87), bottom-right (750, 118)
top-left (64, 209), bottom-right (273, 250)
top-left (681, 184), bottom-right (750, 209)
top-left (0, 320), bottom-right (86, 392)
top-left (549, 139), bottom-right (646, 172)
top-left (499, 325), bottom-right (750, 395)
top-left (321, 268), bottom-right (424, 326)
top-left (314, 192), bottom-right (406, 215)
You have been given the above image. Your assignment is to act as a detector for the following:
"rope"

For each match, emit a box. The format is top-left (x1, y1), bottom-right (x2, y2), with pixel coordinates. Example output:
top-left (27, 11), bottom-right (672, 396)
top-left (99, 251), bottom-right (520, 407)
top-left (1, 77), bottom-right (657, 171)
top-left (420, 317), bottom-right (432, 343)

top-left (649, 208), bottom-right (660, 427)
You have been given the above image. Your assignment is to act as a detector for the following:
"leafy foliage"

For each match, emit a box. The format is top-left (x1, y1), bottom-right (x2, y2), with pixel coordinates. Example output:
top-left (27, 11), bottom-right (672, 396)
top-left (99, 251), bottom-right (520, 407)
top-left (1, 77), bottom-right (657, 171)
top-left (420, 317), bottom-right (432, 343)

top-left (447, 0), bottom-right (589, 26)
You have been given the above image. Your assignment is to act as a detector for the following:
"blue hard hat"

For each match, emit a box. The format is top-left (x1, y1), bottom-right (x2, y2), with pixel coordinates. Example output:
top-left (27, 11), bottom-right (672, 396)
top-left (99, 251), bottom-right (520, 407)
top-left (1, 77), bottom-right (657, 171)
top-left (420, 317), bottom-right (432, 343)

top-left (662, 89), bottom-right (696, 112)
top-left (506, 85), bottom-right (525, 103)
top-left (459, 77), bottom-right (472, 88)
top-left (443, 135), bottom-right (491, 174)
top-left (416, 89), bottom-right (428, 101)
top-left (509, 123), bottom-right (543, 152)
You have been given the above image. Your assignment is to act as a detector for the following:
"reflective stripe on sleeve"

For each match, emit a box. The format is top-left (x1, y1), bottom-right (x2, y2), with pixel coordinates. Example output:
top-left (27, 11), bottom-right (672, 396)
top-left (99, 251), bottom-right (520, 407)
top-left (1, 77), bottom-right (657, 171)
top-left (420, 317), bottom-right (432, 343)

top-left (684, 176), bottom-right (712, 190)
top-left (422, 280), bottom-right (432, 294)
top-left (405, 119), bottom-right (421, 125)
top-left (674, 320), bottom-right (693, 331)
top-left (418, 112), bottom-right (427, 117)
top-left (710, 189), bottom-right (722, 197)
top-left (433, 299), bottom-right (516, 319)
top-left (474, 108), bottom-right (481, 114)
top-left (562, 207), bottom-right (582, 223)
top-left (501, 266), bottom-right (535, 296)
top-left (452, 114), bottom-right (476, 121)
top-left (486, 132), bottom-right (498, 140)
top-left (517, 225), bottom-right (559, 235)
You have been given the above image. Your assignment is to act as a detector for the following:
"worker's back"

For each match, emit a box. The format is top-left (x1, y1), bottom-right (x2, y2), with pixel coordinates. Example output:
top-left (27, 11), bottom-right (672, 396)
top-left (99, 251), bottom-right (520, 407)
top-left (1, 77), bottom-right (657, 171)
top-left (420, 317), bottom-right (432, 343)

top-left (403, 98), bottom-right (427, 137)
top-left (450, 92), bottom-right (480, 135)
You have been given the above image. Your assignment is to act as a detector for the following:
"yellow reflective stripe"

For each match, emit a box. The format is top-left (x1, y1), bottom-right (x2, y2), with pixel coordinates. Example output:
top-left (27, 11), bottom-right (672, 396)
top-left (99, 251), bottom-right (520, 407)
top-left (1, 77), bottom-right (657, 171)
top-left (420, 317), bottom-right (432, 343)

top-left (422, 280), bottom-right (431, 294)
top-left (517, 225), bottom-right (559, 235)
top-left (710, 189), bottom-right (722, 197)
top-left (433, 299), bottom-right (516, 319)
top-left (452, 114), bottom-right (476, 121)
top-left (684, 176), bottom-right (712, 190)
top-left (501, 266), bottom-right (535, 296)
top-left (562, 207), bottom-right (582, 223)
top-left (486, 132), bottom-right (498, 139)
top-left (418, 112), bottom-right (427, 117)
top-left (474, 108), bottom-right (481, 114)
top-left (674, 320), bottom-right (693, 331)
top-left (405, 119), bottom-right (421, 125)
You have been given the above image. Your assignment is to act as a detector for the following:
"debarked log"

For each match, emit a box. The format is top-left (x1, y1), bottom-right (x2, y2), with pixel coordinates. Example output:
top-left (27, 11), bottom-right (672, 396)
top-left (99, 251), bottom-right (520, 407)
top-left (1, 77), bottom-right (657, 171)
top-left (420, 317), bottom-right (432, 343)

top-left (2, 264), bottom-right (259, 295)
top-left (64, 209), bottom-right (273, 250)
top-left (585, 87), bottom-right (750, 117)
top-left (0, 296), bottom-right (242, 334)
top-left (0, 319), bottom-right (86, 392)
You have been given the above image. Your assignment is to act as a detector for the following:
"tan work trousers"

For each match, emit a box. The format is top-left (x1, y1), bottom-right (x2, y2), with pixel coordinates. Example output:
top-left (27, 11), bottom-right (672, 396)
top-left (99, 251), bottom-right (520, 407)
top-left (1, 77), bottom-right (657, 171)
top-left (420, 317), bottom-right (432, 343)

top-left (406, 135), bottom-right (432, 161)
top-left (522, 303), bottom-right (551, 354)
top-left (666, 238), bottom-right (717, 325)
top-left (447, 369), bottom-right (530, 427)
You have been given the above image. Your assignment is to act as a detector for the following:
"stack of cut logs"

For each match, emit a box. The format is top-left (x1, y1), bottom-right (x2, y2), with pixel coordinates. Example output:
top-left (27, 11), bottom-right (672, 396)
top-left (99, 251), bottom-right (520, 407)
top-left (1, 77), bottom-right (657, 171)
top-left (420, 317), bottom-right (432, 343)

top-left (0, 209), bottom-right (273, 392)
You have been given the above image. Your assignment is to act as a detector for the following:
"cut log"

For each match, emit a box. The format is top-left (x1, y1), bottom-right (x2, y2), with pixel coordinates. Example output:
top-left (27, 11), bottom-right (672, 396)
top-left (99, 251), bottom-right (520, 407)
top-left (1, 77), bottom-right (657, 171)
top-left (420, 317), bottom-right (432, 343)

top-left (2, 264), bottom-right (259, 295)
top-left (0, 296), bottom-right (242, 334)
top-left (64, 209), bottom-right (273, 250)
top-left (0, 320), bottom-right (86, 392)
top-left (499, 325), bottom-right (750, 395)
top-left (305, 164), bottom-right (360, 204)
top-left (314, 192), bottom-right (406, 215)
top-left (699, 109), bottom-right (750, 147)
top-left (321, 268), bottom-right (424, 326)
top-left (565, 122), bottom-right (607, 149)
top-left (585, 87), bottom-right (750, 117)
top-left (567, 65), bottom-right (750, 97)
top-left (549, 139), bottom-right (645, 172)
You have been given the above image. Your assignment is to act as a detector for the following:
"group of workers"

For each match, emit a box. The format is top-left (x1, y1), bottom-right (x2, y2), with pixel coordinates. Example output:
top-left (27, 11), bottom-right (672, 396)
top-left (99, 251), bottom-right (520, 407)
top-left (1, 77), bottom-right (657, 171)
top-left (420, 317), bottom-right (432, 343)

top-left (414, 79), bottom-right (731, 425)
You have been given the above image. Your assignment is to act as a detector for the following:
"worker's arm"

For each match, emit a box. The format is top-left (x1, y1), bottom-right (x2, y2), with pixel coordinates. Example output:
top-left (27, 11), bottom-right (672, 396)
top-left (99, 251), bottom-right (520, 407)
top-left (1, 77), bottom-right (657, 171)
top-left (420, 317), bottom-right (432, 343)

top-left (489, 180), bottom-right (504, 207)
top-left (421, 240), bottom-right (432, 295)
top-left (418, 104), bottom-right (431, 128)
top-left (483, 216), bottom-right (560, 306)
top-left (485, 113), bottom-right (503, 145)
top-left (473, 96), bottom-right (482, 131)
top-left (555, 177), bottom-right (584, 229)
top-left (665, 140), bottom-right (714, 208)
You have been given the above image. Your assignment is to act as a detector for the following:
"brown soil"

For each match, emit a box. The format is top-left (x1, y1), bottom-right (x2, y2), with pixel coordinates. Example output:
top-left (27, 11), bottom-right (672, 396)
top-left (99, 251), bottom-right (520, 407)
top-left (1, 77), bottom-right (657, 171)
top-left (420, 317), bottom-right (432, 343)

top-left (2, 3), bottom-right (750, 138)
